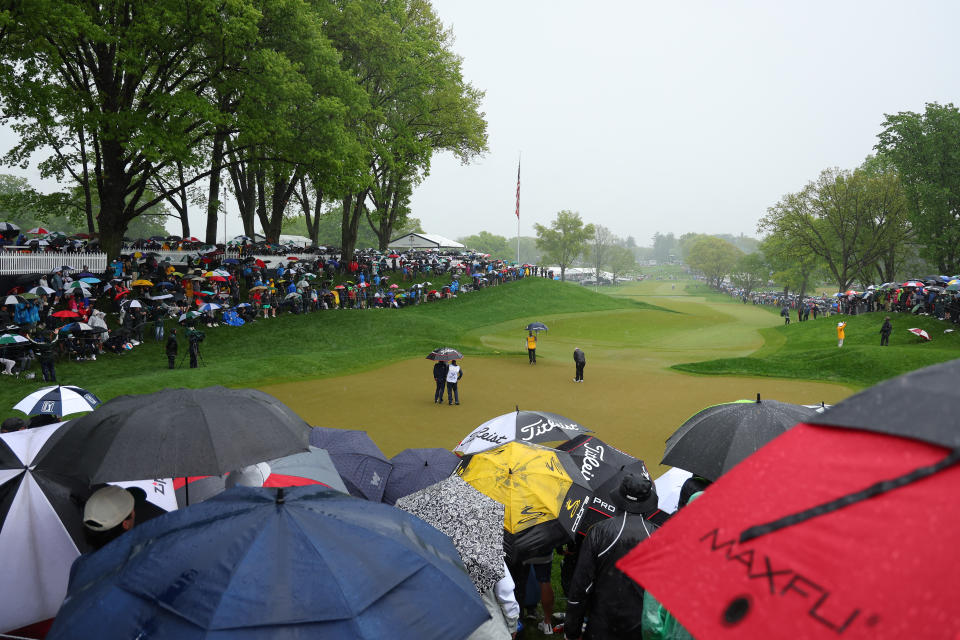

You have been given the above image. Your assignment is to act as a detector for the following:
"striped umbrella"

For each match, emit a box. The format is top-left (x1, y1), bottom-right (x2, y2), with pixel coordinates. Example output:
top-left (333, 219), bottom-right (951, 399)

top-left (14, 385), bottom-right (102, 416)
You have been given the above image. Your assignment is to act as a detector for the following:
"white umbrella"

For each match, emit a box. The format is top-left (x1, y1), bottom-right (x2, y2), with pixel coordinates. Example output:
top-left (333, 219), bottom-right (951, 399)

top-left (28, 286), bottom-right (56, 296)
top-left (14, 385), bottom-right (102, 416)
top-left (455, 410), bottom-right (592, 455)
top-left (125, 299), bottom-right (142, 308)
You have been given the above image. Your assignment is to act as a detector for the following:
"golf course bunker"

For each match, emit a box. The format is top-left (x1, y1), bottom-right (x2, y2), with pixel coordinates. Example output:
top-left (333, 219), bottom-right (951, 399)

top-left (263, 281), bottom-right (853, 472)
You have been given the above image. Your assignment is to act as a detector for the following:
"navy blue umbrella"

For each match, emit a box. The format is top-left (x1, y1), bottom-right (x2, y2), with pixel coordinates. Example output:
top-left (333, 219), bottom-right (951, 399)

top-left (382, 448), bottom-right (460, 505)
top-left (309, 427), bottom-right (393, 502)
top-left (47, 486), bottom-right (488, 640)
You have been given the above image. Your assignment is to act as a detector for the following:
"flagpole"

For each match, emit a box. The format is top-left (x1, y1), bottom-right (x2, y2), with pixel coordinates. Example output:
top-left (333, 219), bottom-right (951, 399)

top-left (515, 152), bottom-right (521, 265)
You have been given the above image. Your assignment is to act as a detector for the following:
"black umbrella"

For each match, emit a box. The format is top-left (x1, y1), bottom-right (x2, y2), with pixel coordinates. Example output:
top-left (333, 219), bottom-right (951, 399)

top-left (309, 426), bottom-right (393, 501)
top-left (382, 448), bottom-right (461, 505)
top-left (557, 434), bottom-right (642, 489)
top-left (524, 322), bottom-right (548, 332)
top-left (661, 396), bottom-right (815, 481)
top-left (426, 347), bottom-right (463, 361)
top-left (35, 387), bottom-right (311, 484)
top-left (808, 358), bottom-right (960, 448)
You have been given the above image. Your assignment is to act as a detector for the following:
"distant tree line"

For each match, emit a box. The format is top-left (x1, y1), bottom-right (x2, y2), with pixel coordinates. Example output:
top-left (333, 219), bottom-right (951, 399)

top-left (680, 102), bottom-right (960, 295)
top-left (0, 0), bottom-right (488, 258)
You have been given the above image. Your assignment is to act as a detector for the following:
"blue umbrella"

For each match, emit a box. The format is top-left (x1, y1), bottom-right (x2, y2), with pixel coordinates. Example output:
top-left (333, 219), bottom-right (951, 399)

top-left (382, 447), bottom-right (461, 505)
top-left (309, 427), bottom-right (393, 502)
top-left (79, 277), bottom-right (100, 284)
top-left (47, 486), bottom-right (488, 640)
top-left (223, 258), bottom-right (240, 264)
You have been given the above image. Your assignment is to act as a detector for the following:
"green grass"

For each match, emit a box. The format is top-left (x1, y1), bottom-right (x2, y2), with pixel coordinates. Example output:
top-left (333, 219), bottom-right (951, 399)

top-left (672, 310), bottom-right (960, 388)
top-left (1, 278), bottom-right (669, 413)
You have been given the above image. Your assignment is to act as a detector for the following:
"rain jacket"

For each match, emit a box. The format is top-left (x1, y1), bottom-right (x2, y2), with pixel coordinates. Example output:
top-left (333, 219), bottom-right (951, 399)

top-left (564, 512), bottom-right (657, 639)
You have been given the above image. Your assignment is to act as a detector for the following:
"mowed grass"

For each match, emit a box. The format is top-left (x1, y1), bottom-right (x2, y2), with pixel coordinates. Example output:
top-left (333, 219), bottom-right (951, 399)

top-left (0, 278), bottom-right (662, 412)
top-left (672, 305), bottom-right (960, 388)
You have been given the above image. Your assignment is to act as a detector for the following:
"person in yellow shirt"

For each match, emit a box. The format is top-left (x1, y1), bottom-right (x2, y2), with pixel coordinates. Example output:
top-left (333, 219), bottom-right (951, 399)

top-left (526, 331), bottom-right (537, 364)
top-left (837, 321), bottom-right (847, 347)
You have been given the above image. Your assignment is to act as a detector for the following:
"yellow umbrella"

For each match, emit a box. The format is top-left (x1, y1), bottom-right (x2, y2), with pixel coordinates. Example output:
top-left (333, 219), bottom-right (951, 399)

top-left (131, 279), bottom-right (154, 287)
top-left (456, 441), bottom-right (591, 561)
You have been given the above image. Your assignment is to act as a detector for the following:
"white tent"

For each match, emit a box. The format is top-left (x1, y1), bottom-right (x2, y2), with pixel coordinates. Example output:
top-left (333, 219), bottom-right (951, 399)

top-left (388, 233), bottom-right (464, 250)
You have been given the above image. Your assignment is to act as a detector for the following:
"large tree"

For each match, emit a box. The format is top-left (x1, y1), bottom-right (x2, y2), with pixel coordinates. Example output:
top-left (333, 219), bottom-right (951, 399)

top-left (588, 225), bottom-right (616, 284)
top-left (685, 236), bottom-right (742, 287)
top-left (534, 210), bottom-right (595, 281)
top-left (758, 165), bottom-right (906, 292)
top-left (876, 102), bottom-right (960, 273)
top-left (458, 231), bottom-right (510, 258)
top-left (729, 252), bottom-right (768, 295)
top-left (0, 0), bottom-right (262, 257)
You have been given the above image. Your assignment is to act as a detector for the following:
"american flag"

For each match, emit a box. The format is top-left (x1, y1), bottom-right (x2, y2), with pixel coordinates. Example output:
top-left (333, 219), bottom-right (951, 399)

top-left (515, 160), bottom-right (521, 219)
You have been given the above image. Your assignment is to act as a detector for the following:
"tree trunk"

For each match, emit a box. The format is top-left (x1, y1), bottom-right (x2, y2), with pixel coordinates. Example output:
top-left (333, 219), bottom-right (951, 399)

top-left (78, 126), bottom-right (95, 234)
top-left (205, 128), bottom-right (227, 244)
top-left (341, 190), bottom-right (367, 259)
top-left (95, 139), bottom-right (131, 260)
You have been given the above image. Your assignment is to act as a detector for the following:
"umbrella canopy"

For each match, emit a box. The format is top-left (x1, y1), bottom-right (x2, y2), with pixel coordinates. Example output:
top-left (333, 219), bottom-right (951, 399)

top-left (308, 427), bottom-right (393, 502)
top-left (124, 299), bottom-right (142, 308)
top-left (0, 422), bottom-right (94, 633)
top-left (0, 333), bottom-right (28, 345)
top-left (618, 421), bottom-right (960, 639)
top-left (382, 447), bottom-right (461, 505)
top-left (902, 280), bottom-right (924, 288)
top-left (197, 302), bottom-right (221, 312)
top-left (0, 221), bottom-right (20, 234)
top-left (13, 385), bottom-right (101, 416)
top-left (28, 285), bottom-right (56, 296)
top-left (524, 322), bottom-right (549, 332)
top-left (426, 347), bottom-right (464, 361)
top-left (130, 279), bottom-right (153, 287)
top-left (263, 446), bottom-right (348, 493)
top-left (178, 311), bottom-right (202, 323)
top-left (48, 486), bottom-right (488, 640)
top-left (455, 410), bottom-right (592, 455)
top-left (556, 434), bottom-right (641, 488)
top-left (35, 387), bottom-right (311, 484)
top-left (50, 309), bottom-right (80, 318)
top-left (807, 358), bottom-right (960, 448)
top-left (661, 397), bottom-right (815, 481)
top-left (457, 441), bottom-right (592, 563)
top-left (3, 295), bottom-right (24, 305)
top-left (396, 476), bottom-right (506, 593)
top-left (907, 327), bottom-right (931, 341)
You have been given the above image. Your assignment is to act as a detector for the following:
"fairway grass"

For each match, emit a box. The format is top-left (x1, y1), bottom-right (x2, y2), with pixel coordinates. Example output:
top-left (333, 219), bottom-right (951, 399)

top-left (262, 279), bottom-right (853, 470)
top-left (673, 304), bottom-right (960, 387)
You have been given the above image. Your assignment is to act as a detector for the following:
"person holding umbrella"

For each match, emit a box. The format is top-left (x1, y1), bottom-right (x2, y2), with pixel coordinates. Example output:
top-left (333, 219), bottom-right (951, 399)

top-left (564, 474), bottom-right (659, 640)
top-left (446, 360), bottom-right (463, 405)
top-left (433, 358), bottom-right (448, 404)
top-left (526, 331), bottom-right (537, 365)
top-left (836, 320), bottom-right (847, 347)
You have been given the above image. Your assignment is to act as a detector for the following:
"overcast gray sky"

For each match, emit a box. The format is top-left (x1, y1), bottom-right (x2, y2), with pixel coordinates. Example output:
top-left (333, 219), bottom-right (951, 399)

top-left (411, 0), bottom-right (960, 245)
top-left (3, 1), bottom-right (958, 246)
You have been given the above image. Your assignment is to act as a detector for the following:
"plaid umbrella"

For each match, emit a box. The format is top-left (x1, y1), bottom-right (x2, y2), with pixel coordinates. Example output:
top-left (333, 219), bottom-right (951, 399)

top-left (396, 476), bottom-right (505, 593)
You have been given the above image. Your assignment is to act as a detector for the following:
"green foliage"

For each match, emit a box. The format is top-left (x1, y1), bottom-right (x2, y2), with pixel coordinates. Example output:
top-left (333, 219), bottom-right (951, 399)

top-left (534, 210), bottom-right (595, 280)
top-left (607, 245), bottom-right (637, 282)
top-left (651, 232), bottom-right (677, 263)
top-left (458, 231), bottom-right (510, 258)
top-left (684, 236), bottom-right (742, 287)
top-left (673, 311), bottom-right (960, 388)
top-left (729, 252), bottom-right (768, 294)
top-left (758, 162), bottom-right (909, 292)
top-left (876, 102), bottom-right (960, 273)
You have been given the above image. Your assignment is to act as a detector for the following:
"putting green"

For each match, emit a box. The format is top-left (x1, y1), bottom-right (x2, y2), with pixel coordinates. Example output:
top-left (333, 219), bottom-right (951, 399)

top-left (262, 280), bottom-right (853, 474)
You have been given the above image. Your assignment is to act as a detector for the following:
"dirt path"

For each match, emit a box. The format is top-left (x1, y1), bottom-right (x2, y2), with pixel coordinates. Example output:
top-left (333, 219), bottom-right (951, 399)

top-left (262, 281), bottom-right (851, 471)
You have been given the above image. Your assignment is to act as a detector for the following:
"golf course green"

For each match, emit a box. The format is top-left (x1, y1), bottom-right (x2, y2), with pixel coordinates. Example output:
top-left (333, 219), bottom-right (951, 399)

top-left (261, 279), bottom-right (854, 472)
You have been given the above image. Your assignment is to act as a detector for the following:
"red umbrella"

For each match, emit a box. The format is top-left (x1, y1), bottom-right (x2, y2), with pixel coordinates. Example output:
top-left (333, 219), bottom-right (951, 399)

top-left (389, 284), bottom-right (399, 289)
top-left (207, 276), bottom-right (227, 282)
top-left (388, 253), bottom-right (399, 258)
top-left (286, 256), bottom-right (299, 261)
top-left (51, 310), bottom-right (80, 318)
top-left (255, 259), bottom-right (266, 269)
top-left (27, 227), bottom-right (49, 235)
top-left (907, 328), bottom-right (931, 341)
top-left (183, 236), bottom-right (201, 243)
top-left (617, 423), bottom-right (960, 638)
